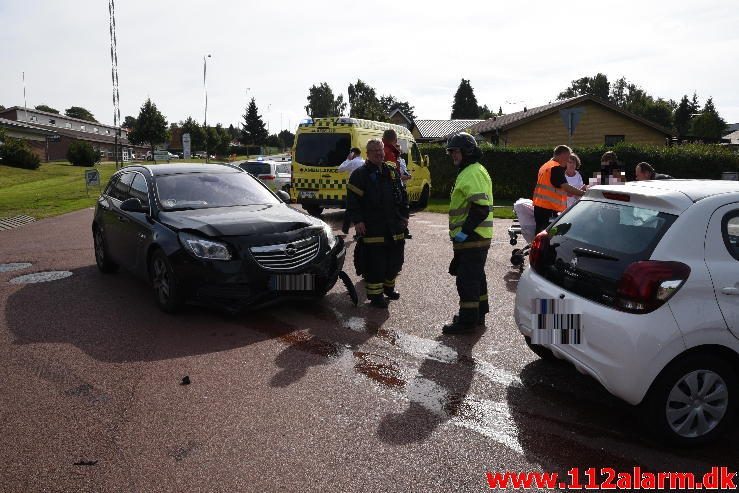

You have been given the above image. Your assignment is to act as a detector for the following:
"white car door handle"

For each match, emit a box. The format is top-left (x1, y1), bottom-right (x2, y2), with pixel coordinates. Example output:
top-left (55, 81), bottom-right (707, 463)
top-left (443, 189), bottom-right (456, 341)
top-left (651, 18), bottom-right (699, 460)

top-left (721, 287), bottom-right (739, 295)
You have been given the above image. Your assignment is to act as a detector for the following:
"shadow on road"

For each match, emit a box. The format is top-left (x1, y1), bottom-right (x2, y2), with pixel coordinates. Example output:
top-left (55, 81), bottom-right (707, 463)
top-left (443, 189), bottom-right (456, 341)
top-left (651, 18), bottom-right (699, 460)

top-left (505, 357), bottom-right (739, 479)
top-left (376, 330), bottom-right (484, 445)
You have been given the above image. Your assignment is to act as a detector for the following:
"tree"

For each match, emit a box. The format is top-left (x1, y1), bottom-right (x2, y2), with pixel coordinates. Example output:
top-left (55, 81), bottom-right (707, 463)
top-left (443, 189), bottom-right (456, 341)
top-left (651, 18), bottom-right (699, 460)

top-left (210, 124), bottom-right (230, 157)
top-left (689, 92), bottom-right (700, 115)
top-left (278, 129), bottom-right (295, 149)
top-left (128, 98), bottom-right (168, 161)
top-left (181, 116), bottom-right (206, 151)
top-left (379, 95), bottom-right (416, 122)
top-left (67, 141), bottom-right (100, 167)
top-left (241, 98), bottom-right (268, 146)
top-left (558, 73), bottom-right (610, 101)
top-left (35, 104), bottom-right (60, 114)
top-left (478, 104), bottom-right (494, 119)
top-left (64, 106), bottom-right (97, 122)
top-left (498, 106), bottom-right (503, 116)
top-left (348, 79), bottom-right (385, 121)
top-left (122, 116), bottom-right (137, 130)
top-left (451, 79), bottom-right (480, 119)
top-left (265, 134), bottom-right (282, 148)
top-left (0, 105), bottom-right (5, 112)
top-left (692, 97), bottom-right (727, 141)
top-left (673, 95), bottom-right (692, 137)
top-left (228, 124), bottom-right (239, 140)
top-left (305, 82), bottom-right (347, 118)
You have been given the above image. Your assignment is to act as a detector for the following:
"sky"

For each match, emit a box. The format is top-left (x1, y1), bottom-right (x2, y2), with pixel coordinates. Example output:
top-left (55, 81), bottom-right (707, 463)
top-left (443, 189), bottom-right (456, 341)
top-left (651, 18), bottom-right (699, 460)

top-left (1, 0), bottom-right (738, 133)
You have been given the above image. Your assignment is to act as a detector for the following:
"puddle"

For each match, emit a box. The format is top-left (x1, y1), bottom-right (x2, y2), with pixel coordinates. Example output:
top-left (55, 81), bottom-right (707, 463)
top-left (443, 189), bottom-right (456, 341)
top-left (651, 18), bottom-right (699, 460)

top-left (0, 262), bottom-right (32, 273)
top-left (9, 271), bottom-right (73, 284)
top-left (278, 330), bottom-right (342, 358)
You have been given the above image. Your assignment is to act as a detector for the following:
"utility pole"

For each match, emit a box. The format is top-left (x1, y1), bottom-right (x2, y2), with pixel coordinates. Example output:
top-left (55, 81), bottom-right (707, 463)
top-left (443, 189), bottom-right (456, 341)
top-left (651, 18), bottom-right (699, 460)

top-left (204, 54), bottom-right (211, 162)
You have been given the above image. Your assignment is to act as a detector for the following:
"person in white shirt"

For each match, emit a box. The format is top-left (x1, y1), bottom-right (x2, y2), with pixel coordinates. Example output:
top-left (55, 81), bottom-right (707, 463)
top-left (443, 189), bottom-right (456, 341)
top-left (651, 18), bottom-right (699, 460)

top-left (565, 153), bottom-right (585, 208)
top-left (338, 147), bottom-right (364, 174)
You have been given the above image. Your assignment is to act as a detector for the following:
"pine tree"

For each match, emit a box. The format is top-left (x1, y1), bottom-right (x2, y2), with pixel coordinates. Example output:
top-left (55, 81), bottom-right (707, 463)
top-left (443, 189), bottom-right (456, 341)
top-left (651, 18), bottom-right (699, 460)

top-left (673, 95), bottom-right (692, 137)
top-left (128, 98), bottom-right (168, 161)
top-left (241, 98), bottom-right (268, 146)
top-left (692, 97), bottom-right (727, 141)
top-left (451, 79), bottom-right (480, 119)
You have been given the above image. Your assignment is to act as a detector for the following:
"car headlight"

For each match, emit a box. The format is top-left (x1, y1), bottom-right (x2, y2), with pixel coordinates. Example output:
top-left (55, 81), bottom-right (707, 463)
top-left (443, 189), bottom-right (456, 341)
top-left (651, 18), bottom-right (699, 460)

top-left (322, 222), bottom-right (337, 249)
top-left (178, 232), bottom-right (232, 260)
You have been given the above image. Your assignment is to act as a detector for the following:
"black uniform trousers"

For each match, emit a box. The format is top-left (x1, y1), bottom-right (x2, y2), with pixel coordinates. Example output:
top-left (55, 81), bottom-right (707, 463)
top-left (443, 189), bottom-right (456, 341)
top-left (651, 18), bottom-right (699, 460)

top-left (362, 236), bottom-right (405, 297)
top-left (453, 247), bottom-right (489, 324)
top-left (534, 205), bottom-right (558, 234)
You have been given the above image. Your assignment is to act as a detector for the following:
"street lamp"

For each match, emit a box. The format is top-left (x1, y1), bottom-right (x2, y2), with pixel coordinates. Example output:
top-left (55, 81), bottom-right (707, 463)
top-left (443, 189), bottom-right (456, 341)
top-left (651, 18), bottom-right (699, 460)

top-left (203, 53), bottom-right (211, 162)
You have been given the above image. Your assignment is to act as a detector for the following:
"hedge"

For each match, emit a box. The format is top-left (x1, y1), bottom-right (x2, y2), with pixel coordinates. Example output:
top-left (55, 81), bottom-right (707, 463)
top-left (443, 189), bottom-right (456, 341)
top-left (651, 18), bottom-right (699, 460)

top-left (67, 141), bottom-right (101, 167)
top-left (0, 137), bottom-right (41, 170)
top-left (420, 142), bottom-right (739, 200)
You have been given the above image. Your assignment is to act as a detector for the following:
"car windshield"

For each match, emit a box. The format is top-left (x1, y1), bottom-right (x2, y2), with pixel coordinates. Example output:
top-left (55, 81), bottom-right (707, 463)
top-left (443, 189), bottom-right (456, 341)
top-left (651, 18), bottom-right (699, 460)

top-left (241, 162), bottom-right (272, 176)
top-left (155, 172), bottom-right (280, 210)
top-left (295, 133), bottom-right (351, 167)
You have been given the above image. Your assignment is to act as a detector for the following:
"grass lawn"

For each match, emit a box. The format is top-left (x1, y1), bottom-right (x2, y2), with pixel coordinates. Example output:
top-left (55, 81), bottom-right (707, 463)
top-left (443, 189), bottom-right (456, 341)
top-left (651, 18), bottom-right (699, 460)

top-left (0, 161), bottom-right (124, 219)
top-left (424, 198), bottom-right (515, 219)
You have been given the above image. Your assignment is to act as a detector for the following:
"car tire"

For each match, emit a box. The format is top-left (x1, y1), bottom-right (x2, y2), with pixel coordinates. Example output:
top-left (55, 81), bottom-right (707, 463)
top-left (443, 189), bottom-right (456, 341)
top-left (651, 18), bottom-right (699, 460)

top-left (304, 205), bottom-right (323, 217)
top-left (524, 336), bottom-right (558, 361)
top-left (641, 352), bottom-right (737, 446)
top-left (149, 250), bottom-right (182, 313)
top-left (93, 225), bottom-right (118, 274)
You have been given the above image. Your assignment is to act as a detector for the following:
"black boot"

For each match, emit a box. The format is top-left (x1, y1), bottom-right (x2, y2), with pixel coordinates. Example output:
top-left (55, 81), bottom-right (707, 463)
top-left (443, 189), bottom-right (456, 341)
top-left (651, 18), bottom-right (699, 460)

top-left (368, 294), bottom-right (389, 309)
top-left (442, 319), bottom-right (476, 334)
top-left (383, 287), bottom-right (400, 300)
top-left (453, 314), bottom-right (485, 327)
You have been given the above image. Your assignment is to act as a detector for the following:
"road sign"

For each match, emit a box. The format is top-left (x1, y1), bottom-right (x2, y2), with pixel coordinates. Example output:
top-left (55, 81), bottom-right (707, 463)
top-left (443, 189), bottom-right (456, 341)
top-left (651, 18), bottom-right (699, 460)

top-left (47, 134), bottom-right (61, 142)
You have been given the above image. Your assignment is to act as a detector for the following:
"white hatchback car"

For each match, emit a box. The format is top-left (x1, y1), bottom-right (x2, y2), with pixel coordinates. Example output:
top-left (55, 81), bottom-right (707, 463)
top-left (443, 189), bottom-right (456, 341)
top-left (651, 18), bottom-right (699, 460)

top-left (515, 180), bottom-right (739, 445)
top-left (238, 160), bottom-right (291, 192)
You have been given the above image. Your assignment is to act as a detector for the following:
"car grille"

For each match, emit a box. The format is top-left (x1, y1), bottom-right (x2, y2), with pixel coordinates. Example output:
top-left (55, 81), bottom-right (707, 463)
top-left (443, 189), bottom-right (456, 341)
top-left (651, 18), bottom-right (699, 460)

top-left (249, 235), bottom-right (320, 271)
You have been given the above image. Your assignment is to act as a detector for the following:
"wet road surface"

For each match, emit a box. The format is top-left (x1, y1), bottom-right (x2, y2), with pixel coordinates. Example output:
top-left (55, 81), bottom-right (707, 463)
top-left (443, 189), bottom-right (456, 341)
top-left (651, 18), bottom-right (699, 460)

top-left (0, 208), bottom-right (737, 492)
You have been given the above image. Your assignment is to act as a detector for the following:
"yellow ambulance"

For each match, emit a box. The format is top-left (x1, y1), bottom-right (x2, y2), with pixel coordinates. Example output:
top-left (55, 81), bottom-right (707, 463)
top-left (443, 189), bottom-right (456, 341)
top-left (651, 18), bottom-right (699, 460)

top-left (290, 117), bottom-right (431, 216)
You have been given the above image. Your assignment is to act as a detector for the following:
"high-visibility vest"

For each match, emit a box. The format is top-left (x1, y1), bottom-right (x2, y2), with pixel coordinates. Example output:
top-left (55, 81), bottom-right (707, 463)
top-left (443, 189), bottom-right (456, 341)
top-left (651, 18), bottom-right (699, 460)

top-left (532, 160), bottom-right (567, 212)
top-left (449, 162), bottom-right (494, 242)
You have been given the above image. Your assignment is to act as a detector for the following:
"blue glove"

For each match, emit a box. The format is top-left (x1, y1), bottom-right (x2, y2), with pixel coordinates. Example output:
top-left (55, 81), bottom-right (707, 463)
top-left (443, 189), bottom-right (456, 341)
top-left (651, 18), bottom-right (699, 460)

top-left (453, 232), bottom-right (468, 242)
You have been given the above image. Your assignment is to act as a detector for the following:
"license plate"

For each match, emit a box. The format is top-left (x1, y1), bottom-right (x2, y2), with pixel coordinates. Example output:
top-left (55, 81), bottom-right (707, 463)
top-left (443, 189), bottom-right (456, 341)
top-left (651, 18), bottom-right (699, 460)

top-left (299, 190), bottom-right (318, 199)
top-left (530, 298), bottom-right (582, 345)
top-left (269, 273), bottom-right (316, 291)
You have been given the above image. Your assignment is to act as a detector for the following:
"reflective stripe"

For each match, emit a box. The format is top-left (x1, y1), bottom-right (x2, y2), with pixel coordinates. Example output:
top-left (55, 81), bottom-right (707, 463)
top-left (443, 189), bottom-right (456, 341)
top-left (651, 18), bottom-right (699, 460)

top-left (383, 278), bottom-right (396, 287)
top-left (460, 301), bottom-right (480, 308)
top-left (392, 233), bottom-right (405, 241)
top-left (534, 183), bottom-right (559, 194)
top-left (467, 193), bottom-right (490, 203)
top-left (449, 204), bottom-right (494, 217)
top-left (479, 294), bottom-right (488, 301)
top-left (453, 239), bottom-right (492, 250)
top-left (449, 220), bottom-right (493, 230)
top-left (366, 283), bottom-right (384, 295)
top-left (347, 183), bottom-right (364, 197)
top-left (362, 236), bottom-right (385, 244)
top-left (532, 161), bottom-right (567, 212)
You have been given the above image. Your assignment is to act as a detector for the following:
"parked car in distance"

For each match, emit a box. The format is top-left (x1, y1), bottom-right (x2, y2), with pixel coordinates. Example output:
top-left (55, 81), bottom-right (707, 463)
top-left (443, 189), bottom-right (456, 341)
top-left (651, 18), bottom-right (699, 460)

top-left (515, 180), bottom-right (739, 445)
top-left (237, 159), bottom-right (291, 192)
top-left (92, 163), bottom-right (344, 313)
top-left (168, 152), bottom-right (179, 159)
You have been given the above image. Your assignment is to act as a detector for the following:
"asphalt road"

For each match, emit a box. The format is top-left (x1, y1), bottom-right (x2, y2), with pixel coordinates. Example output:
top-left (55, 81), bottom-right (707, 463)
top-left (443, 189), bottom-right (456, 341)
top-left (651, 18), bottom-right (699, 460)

top-left (0, 208), bottom-right (737, 492)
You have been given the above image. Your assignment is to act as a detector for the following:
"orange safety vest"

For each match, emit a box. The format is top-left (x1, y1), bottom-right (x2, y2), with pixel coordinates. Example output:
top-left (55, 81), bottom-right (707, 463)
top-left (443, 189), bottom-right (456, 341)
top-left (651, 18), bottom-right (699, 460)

top-left (532, 160), bottom-right (567, 212)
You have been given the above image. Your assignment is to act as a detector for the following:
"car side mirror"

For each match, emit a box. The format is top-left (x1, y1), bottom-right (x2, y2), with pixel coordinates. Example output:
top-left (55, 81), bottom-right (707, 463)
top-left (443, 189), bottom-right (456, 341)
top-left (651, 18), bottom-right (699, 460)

top-left (120, 197), bottom-right (147, 213)
top-left (276, 190), bottom-right (290, 203)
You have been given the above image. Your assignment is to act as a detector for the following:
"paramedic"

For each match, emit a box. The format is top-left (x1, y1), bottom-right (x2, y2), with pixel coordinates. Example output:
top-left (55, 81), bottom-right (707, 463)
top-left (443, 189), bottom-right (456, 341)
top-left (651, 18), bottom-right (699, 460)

top-left (532, 145), bottom-right (585, 233)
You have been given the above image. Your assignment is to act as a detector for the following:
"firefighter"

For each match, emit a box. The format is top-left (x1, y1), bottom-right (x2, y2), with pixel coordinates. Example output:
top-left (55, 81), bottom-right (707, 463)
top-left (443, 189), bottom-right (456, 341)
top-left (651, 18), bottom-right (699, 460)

top-left (346, 138), bottom-right (409, 308)
top-left (444, 132), bottom-right (493, 334)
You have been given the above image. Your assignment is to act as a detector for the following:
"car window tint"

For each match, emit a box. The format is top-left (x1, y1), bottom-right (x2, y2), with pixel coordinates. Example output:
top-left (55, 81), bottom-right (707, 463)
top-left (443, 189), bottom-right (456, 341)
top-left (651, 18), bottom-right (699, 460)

top-left (129, 173), bottom-right (149, 205)
top-left (241, 162), bottom-right (272, 176)
top-left (155, 172), bottom-right (280, 210)
top-left (411, 142), bottom-right (421, 164)
top-left (111, 172), bottom-right (134, 201)
top-left (104, 176), bottom-right (119, 197)
top-left (722, 214), bottom-right (739, 260)
top-left (294, 133), bottom-right (351, 167)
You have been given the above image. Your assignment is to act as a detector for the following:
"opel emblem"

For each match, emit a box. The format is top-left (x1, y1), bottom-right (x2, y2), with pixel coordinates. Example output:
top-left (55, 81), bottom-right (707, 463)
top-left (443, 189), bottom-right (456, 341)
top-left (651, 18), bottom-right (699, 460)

top-left (284, 244), bottom-right (298, 257)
